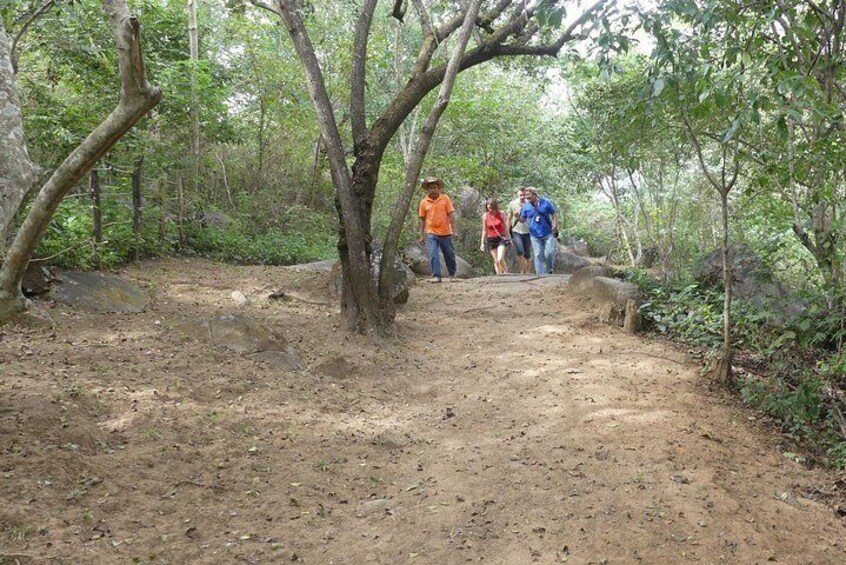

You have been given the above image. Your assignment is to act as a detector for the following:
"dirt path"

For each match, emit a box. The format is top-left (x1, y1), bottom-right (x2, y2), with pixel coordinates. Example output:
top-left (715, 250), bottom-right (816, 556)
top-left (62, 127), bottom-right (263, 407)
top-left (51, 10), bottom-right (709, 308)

top-left (1, 258), bottom-right (844, 564)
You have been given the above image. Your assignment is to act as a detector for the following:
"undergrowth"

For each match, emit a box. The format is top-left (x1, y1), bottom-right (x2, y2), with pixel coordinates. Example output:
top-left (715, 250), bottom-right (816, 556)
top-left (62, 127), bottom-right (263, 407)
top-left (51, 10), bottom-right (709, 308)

top-left (627, 268), bottom-right (846, 469)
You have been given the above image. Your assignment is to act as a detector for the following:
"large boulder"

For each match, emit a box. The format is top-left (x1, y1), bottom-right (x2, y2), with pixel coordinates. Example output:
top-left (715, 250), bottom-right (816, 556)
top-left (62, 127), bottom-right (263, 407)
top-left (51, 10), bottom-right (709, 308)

top-left (568, 266), bottom-right (615, 292)
top-left (692, 246), bottom-right (797, 318)
top-left (50, 271), bottom-right (148, 313)
top-left (456, 186), bottom-right (482, 219)
top-left (403, 241), bottom-right (477, 279)
top-left (563, 237), bottom-right (591, 257)
top-left (554, 248), bottom-right (590, 274)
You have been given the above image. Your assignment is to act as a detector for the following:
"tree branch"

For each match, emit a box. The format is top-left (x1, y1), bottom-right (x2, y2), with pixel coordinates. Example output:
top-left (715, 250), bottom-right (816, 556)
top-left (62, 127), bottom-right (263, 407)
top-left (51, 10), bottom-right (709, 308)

top-left (10, 0), bottom-right (55, 74)
top-left (351, 0), bottom-right (379, 152)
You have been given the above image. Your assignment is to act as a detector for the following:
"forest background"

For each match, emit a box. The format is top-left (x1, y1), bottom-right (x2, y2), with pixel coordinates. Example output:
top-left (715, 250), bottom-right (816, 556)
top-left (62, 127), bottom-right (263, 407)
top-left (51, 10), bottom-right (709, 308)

top-left (3, 0), bottom-right (846, 468)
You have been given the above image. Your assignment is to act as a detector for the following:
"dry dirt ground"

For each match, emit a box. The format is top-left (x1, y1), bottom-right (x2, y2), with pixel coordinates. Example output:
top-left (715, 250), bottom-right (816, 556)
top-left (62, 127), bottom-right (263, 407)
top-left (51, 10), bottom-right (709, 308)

top-left (1, 257), bottom-right (845, 565)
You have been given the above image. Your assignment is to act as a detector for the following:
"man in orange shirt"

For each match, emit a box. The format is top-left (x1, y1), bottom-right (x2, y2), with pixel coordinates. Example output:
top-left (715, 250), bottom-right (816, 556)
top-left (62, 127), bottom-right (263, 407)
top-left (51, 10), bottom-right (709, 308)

top-left (417, 177), bottom-right (458, 283)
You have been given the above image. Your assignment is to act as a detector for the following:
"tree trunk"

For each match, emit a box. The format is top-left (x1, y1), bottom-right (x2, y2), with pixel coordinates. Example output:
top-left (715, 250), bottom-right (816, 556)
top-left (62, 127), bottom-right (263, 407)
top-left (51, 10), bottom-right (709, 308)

top-left (709, 189), bottom-right (733, 386)
top-left (0, 0), bottom-right (161, 322)
top-left (90, 169), bottom-right (103, 243)
top-left (377, 0), bottom-right (482, 313)
top-left (187, 0), bottom-right (201, 195)
top-left (0, 20), bottom-right (38, 254)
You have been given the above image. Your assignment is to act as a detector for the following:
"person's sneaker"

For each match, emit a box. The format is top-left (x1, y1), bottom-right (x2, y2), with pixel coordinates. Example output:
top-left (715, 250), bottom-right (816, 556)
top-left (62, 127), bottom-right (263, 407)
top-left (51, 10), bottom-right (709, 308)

top-left (428, 276), bottom-right (442, 283)
top-left (448, 276), bottom-right (460, 282)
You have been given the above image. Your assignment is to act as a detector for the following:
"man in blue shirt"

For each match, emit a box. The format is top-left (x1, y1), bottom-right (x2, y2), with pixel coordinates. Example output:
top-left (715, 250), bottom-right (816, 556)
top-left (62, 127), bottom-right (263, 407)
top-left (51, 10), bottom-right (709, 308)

top-left (519, 187), bottom-right (559, 275)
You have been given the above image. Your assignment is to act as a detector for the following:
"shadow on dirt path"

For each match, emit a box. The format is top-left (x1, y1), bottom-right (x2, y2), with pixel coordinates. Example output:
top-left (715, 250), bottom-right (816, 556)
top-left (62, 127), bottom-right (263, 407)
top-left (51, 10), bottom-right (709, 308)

top-left (1, 260), bottom-right (844, 564)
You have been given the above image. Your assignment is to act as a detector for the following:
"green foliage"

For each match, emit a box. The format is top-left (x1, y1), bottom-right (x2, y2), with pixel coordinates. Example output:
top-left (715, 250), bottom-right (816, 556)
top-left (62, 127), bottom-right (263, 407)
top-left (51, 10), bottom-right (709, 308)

top-left (35, 196), bottom-right (168, 270)
top-left (185, 210), bottom-right (337, 266)
top-left (739, 374), bottom-right (846, 468)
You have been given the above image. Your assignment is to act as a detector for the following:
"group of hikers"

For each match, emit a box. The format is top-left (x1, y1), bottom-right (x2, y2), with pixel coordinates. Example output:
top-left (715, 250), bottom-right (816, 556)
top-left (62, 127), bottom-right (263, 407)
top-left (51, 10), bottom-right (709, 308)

top-left (417, 177), bottom-right (559, 281)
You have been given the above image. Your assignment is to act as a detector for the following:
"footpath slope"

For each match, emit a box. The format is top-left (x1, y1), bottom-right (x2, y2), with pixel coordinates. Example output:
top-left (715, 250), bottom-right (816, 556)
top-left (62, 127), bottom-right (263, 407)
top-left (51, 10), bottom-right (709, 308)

top-left (0, 259), bottom-right (843, 564)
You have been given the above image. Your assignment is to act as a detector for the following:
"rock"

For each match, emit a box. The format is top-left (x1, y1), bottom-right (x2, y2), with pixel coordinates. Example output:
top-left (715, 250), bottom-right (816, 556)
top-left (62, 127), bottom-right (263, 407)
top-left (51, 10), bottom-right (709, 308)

top-left (372, 429), bottom-right (412, 449)
top-left (251, 348), bottom-right (300, 370)
top-left (553, 248), bottom-right (590, 274)
top-left (402, 241), bottom-right (477, 279)
top-left (197, 210), bottom-right (231, 229)
top-left (692, 246), bottom-right (799, 320)
top-left (175, 314), bottom-right (287, 354)
top-left (356, 498), bottom-right (393, 518)
top-left (566, 237), bottom-right (591, 257)
top-left (50, 271), bottom-right (148, 313)
top-left (456, 186), bottom-right (482, 219)
top-left (587, 277), bottom-right (641, 328)
top-left (231, 291), bottom-right (249, 306)
top-left (21, 263), bottom-right (56, 296)
top-left (311, 354), bottom-right (355, 379)
top-left (283, 259), bottom-right (337, 273)
top-left (568, 266), bottom-right (615, 292)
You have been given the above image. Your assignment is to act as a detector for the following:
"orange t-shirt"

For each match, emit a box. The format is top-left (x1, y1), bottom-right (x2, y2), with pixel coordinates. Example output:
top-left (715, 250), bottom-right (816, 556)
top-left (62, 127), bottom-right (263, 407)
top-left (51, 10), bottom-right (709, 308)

top-left (418, 194), bottom-right (455, 236)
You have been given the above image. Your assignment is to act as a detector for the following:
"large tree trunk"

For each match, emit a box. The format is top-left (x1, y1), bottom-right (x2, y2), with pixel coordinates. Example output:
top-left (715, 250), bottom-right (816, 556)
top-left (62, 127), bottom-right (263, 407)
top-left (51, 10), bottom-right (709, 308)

top-left (0, 0), bottom-right (161, 322)
top-left (0, 20), bottom-right (38, 253)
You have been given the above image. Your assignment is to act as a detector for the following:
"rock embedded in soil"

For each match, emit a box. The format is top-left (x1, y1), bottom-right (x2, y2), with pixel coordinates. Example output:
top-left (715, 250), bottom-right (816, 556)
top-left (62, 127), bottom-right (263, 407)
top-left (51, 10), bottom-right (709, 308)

top-left (50, 271), bottom-right (148, 313)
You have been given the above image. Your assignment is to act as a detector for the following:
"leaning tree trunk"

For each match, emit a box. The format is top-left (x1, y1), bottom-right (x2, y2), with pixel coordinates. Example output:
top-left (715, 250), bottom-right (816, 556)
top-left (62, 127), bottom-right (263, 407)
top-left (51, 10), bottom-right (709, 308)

top-left (0, 0), bottom-right (161, 322)
top-left (0, 20), bottom-right (38, 253)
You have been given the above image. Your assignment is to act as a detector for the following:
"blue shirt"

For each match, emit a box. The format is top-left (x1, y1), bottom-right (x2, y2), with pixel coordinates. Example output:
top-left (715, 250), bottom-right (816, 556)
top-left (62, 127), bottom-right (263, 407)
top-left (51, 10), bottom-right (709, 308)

top-left (520, 198), bottom-right (556, 238)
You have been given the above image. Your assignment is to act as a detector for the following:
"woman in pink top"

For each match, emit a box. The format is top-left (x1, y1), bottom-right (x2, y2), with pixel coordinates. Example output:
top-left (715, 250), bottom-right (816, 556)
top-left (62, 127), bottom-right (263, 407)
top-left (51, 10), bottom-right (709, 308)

top-left (479, 198), bottom-right (510, 274)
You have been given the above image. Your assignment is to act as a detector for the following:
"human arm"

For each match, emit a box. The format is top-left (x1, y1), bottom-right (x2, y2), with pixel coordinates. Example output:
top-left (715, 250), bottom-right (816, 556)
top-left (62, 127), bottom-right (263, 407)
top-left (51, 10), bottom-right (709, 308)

top-left (418, 216), bottom-right (426, 244)
top-left (449, 211), bottom-right (457, 238)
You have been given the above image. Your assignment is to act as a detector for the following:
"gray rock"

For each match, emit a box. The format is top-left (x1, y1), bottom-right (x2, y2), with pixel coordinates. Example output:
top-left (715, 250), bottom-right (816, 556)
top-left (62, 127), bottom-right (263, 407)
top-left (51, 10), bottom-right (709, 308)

top-left (50, 271), bottom-right (147, 313)
top-left (568, 266), bottom-right (615, 292)
top-left (402, 241), bottom-right (477, 279)
top-left (692, 246), bottom-right (800, 320)
top-left (284, 259), bottom-right (337, 273)
top-left (231, 291), bottom-right (249, 306)
top-left (356, 498), bottom-right (394, 518)
top-left (588, 277), bottom-right (642, 327)
top-left (197, 210), bottom-right (231, 229)
top-left (251, 348), bottom-right (300, 370)
top-left (21, 263), bottom-right (56, 296)
top-left (175, 314), bottom-right (286, 354)
top-left (554, 248), bottom-right (590, 274)
top-left (456, 186), bottom-right (482, 219)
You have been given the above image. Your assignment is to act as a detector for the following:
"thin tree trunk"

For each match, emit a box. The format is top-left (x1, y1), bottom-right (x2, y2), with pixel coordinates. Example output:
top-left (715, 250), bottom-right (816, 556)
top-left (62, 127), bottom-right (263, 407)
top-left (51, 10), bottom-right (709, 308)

top-left (215, 152), bottom-right (234, 209)
top-left (132, 157), bottom-right (143, 260)
top-left (90, 169), bottom-right (103, 243)
top-left (713, 189), bottom-right (734, 385)
top-left (187, 0), bottom-right (201, 196)
top-left (178, 174), bottom-right (186, 246)
top-left (157, 175), bottom-right (167, 242)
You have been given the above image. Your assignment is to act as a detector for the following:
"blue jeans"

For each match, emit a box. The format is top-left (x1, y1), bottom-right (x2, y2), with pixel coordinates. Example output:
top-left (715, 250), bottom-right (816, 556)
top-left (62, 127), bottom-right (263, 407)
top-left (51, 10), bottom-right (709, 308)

top-left (531, 234), bottom-right (556, 275)
top-left (426, 234), bottom-right (457, 278)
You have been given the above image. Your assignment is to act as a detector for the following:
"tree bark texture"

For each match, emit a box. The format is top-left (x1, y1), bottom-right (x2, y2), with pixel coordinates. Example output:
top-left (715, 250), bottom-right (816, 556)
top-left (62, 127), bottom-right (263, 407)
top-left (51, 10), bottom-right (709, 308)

top-left (0, 0), bottom-right (161, 322)
top-left (0, 20), bottom-right (38, 254)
